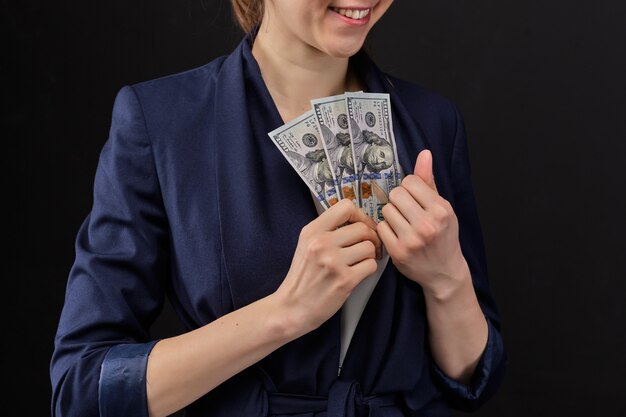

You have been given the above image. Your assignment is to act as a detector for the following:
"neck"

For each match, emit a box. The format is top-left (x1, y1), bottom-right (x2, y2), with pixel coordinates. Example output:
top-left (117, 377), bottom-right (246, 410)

top-left (251, 24), bottom-right (361, 123)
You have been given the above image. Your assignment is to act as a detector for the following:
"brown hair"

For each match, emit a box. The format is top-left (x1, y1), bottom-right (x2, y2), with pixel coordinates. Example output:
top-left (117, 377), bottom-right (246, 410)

top-left (231, 0), bottom-right (265, 33)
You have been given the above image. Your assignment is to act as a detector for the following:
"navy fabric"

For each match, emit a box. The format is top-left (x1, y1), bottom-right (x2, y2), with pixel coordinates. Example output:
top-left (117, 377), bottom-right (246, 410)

top-left (99, 341), bottom-right (158, 417)
top-left (50, 32), bottom-right (507, 417)
top-left (430, 318), bottom-right (506, 411)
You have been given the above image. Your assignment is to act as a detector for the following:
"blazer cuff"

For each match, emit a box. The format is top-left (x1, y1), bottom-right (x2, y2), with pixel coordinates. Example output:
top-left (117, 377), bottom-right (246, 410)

top-left (99, 341), bottom-right (159, 417)
top-left (430, 317), bottom-right (505, 410)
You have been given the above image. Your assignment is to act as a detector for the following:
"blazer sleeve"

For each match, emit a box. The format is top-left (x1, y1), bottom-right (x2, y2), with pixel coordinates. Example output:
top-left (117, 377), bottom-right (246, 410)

top-left (429, 105), bottom-right (508, 411)
top-left (50, 86), bottom-right (169, 417)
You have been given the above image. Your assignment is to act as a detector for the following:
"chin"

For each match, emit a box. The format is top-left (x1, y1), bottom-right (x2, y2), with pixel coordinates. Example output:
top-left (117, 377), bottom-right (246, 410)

top-left (323, 37), bottom-right (367, 58)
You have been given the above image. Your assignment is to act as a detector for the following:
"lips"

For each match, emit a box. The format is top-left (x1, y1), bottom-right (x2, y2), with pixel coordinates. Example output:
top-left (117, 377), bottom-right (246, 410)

top-left (330, 7), bottom-right (371, 20)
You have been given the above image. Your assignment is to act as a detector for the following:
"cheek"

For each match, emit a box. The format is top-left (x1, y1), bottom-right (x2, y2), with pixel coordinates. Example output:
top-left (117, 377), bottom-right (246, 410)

top-left (371, 0), bottom-right (395, 23)
top-left (273, 1), bottom-right (317, 34)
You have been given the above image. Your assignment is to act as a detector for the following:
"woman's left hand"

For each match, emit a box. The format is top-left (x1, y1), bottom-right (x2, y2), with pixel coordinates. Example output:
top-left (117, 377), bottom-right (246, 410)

top-left (377, 149), bottom-right (471, 299)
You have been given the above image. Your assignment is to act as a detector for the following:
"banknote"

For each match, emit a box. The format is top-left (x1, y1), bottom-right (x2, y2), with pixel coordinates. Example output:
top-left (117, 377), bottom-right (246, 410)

top-left (268, 110), bottom-right (340, 209)
top-left (345, 92), bottom-right (402, 222)
top-left (311, 94), bottom-right (359, 206)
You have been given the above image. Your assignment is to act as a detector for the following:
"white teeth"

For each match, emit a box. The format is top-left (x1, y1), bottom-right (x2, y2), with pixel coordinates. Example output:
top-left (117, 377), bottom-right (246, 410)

top-left (333, 7), bottom-right (371, 20)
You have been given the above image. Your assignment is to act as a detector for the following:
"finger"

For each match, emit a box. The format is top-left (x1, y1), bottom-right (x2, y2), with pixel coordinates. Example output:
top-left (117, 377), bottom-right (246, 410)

top-left (376, 220), bottom-right (400, 255)
top-left (380, 203), bottom-right (412, 240)
top-left (413, 149), bottom-right (438, 192)
top-left (341, 240), bottom-right (377, 266)
top-left (388, 185), bottom-right (425, 225)
top-left (315, 199), bottom-right (377, 231)
top-left (333, 221), bottom-right (382, 259)
top-left (399, 175), bottom-right (440, 209)
top-left (348, 258), bottom-right (378, 283)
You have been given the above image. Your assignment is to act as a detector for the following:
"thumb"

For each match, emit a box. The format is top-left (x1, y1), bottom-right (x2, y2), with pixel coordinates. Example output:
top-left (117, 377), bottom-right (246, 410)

top-left (413, 149), bottom-right (437, 191)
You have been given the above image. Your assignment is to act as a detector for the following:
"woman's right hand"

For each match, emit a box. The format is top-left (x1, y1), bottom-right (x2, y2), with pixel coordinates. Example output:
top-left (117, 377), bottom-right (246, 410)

top-left (273, 199), bottom-right (382, 338)
top-left (143, 199), bottom-right (380, 416)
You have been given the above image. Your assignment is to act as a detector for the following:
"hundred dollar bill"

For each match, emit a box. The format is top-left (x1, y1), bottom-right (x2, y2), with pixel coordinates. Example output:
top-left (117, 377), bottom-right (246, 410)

top-left (345, 92), bottom-right (402, 222)
top-left (311, 94), bottom-right (359, 206)
top-left (268, 110), bottom-right (340, 209)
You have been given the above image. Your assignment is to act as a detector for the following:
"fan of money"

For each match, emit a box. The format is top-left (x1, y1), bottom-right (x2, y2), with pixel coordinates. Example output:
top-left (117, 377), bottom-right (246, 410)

top-left (268, 92), bottom-right (403, 222)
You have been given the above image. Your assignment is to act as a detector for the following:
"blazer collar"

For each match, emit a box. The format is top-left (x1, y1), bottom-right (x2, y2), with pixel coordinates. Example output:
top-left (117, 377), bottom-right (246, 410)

top-left (211, 35), bottom-right (431, 390)
top-left (212, 34), bottom-right (319, 310)
top-left (350, 48), bottom-right (431, 176)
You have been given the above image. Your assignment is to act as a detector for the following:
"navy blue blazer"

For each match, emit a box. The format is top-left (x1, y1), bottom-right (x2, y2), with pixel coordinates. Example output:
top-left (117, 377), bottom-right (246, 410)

top-left (51, 33), bottom-right (506, 417)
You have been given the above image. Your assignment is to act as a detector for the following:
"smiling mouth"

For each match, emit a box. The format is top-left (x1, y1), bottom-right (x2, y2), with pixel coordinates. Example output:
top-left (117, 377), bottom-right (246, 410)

top-left (330, 7), bottom-right (372, 20)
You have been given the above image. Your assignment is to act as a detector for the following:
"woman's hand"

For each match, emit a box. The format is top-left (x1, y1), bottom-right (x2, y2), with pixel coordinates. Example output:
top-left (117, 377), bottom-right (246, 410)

top-left (377, 149), bottom-right (471, 300)
top-left (274, 198), bottom-right (382, 337)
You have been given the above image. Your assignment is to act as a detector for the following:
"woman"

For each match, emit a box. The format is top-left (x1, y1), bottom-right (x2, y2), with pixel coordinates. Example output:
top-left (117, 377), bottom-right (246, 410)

top-left (50, 1), bottom-right (507, 416)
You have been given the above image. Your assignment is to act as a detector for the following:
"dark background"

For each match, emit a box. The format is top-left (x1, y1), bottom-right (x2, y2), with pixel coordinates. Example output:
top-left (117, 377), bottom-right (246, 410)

top-left (4, 0), bottom-right (626, 415)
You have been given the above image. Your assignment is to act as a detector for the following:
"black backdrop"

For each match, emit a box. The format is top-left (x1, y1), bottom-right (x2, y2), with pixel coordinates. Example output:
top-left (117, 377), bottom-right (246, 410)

top-left (4, 1), bottom-right (626, 415)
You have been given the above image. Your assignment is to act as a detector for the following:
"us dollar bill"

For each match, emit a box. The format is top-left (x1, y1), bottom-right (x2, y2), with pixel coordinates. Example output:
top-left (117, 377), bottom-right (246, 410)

top-left (345, 92), bottom-right (402, 222)
top-left (311, 94), bottom-right (359, 206)
top-left (268, 110), bottom-right (340, 209)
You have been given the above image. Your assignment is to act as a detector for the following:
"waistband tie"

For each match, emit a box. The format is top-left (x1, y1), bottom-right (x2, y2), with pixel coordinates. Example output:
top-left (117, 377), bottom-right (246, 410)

top-left (268, 379), bottom-right (403, 417)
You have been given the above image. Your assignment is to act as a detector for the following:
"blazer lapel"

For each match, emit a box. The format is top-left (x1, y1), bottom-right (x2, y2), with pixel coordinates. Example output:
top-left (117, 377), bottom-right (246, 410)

top-left (211, 38), bottom-right (318, 310)
top-left (355, 50), bottom-right (429, 176)
top-left (211, 39), bottom-right (437, 395)
top-left (357, 52), bottom-right (455, 201)
top-left (336, 51), bottom-right (434, 391)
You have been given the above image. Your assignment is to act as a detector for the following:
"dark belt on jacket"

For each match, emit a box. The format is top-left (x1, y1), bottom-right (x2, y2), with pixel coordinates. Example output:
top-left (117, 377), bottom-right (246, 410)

top-left (268, 379), bottom-right (403, 417)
